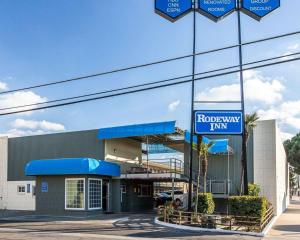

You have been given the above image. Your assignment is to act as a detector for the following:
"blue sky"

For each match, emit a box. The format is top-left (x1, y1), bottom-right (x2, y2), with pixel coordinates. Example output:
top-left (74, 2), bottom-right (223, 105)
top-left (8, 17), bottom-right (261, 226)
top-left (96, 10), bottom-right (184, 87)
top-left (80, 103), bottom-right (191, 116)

top-left (0, 0), bottom-right (299, 140)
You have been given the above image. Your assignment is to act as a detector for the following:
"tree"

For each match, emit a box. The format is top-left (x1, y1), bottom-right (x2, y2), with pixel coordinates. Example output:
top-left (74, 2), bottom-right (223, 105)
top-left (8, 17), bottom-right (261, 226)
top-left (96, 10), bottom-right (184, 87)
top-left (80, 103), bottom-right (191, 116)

top-left (240, 112), bottom-right (260, 195)
top-left (200, 141), bottom-right (214, 193)
top-left (289, 167), bottom-right (297, 194)
top-left (194, 135), bottom-right (214, 214)
top-left (284, 133), bottom-right (300, 168)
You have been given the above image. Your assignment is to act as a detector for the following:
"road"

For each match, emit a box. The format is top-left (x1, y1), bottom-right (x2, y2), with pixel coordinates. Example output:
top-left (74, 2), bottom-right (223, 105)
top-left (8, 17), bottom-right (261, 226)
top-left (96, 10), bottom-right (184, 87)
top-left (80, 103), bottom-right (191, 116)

top-left (0, 213), bottom-right (260, 240)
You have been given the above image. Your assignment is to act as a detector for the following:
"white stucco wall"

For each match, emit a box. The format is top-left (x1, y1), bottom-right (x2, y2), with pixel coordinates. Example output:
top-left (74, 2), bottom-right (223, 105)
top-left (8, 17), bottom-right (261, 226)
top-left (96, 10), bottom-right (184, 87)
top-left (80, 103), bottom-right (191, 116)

top-left (253, 120), bottom-right (289, 216)
top-left (6, 181), bottom-right (36, 210)
top-left (0, 136), bottom-right (36, 211)
top-left (275, 125), bottom-right (290, 215)
top-left (105, 138), bottom-right (142, 163)
top-left (0, 137), bottom-right (8, 209)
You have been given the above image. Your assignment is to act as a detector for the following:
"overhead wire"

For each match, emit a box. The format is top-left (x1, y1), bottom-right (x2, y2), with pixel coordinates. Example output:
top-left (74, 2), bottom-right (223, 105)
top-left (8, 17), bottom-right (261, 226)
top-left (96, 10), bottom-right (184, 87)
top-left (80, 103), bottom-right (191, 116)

top-left (1, 51), bottom-right (299, 111)
top-left (0, 30), bottom-right (299, 95)
top-left (0, 54), bottom-right (299, 116)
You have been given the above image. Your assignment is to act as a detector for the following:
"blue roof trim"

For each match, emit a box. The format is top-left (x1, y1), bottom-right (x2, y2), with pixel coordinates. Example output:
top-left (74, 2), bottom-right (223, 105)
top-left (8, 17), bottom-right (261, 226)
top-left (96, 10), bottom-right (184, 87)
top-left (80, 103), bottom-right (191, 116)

top-left (185, 132), bottom-right (229, 154)
top-left (25, 158), bottom-right (120, 177)
top-left (98, 121), bottom-right (176, 140)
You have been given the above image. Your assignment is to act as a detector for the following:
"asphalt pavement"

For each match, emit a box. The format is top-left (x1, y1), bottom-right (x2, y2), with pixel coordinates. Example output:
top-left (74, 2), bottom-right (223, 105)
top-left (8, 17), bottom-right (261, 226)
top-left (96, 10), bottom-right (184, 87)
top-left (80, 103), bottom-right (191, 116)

top-left (0, 213), bottom-right (260, 240)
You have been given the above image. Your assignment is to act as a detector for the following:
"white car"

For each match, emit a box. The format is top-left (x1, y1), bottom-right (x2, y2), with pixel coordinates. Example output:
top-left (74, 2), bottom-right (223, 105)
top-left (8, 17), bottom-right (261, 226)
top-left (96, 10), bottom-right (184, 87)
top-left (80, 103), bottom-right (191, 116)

top-left (163, 190), bottom-right (184, 204)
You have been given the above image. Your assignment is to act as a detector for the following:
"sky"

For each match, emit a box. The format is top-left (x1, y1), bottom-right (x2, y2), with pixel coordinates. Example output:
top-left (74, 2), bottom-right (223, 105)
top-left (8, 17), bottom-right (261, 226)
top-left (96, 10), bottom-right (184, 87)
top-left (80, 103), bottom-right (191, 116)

top-left (0, 0), bottom-right (299, 141)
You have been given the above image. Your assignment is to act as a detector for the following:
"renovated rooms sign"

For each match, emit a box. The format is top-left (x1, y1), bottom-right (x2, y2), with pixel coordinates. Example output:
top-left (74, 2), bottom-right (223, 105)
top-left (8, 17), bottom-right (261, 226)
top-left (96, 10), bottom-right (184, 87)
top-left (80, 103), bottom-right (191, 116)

top-left (195, 111), bottom-right (243, 135)
top-left (198, 0), bottom-right (237, 21)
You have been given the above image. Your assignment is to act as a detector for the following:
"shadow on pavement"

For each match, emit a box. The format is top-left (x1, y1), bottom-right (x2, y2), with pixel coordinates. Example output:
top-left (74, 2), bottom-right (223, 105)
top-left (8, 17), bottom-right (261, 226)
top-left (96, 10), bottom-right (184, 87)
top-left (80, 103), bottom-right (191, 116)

top-left (273, 225), bottom-right (300, 233)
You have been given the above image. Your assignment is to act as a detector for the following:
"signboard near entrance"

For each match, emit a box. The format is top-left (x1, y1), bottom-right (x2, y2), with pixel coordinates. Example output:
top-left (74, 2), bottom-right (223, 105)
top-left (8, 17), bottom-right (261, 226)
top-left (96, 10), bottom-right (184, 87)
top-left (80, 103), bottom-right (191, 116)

top-left (155, 0), bottom-right (193, 22)
top-left (41, 182), bottom-right (48, 193)
top-left (195, 111), bottom-right (243, 135)
top-left (241, 0), bottom-right (280, 21)
top-left (198, 0), bottom-right (236, 22)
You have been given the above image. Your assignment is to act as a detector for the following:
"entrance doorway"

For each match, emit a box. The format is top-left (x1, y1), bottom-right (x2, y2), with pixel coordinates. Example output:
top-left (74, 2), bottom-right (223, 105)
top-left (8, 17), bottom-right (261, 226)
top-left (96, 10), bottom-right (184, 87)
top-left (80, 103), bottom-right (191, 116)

top-left (102, 180), bottom-right (110, 212)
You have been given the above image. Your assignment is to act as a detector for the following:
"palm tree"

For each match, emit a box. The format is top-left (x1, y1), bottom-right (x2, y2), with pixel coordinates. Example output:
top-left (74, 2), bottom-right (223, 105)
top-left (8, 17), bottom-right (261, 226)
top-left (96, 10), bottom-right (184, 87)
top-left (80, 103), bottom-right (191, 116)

top-left (195, 136), bottom-right (214, 214)
top-left (240, 112), bottom-right (259, 195)
top-left (200, 141), bottom-right (214, 193)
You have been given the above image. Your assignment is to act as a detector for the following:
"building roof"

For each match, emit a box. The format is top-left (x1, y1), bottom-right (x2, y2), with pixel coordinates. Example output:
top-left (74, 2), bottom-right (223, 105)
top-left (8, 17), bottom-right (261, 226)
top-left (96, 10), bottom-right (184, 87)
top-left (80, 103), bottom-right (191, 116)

top-left (98, 121), bottom-right (178, 140)
top-left (98, 121), bottom-right (185, 153)
top-left (25, 158), bottom-right (120, 177)
top-left (98, 120), bottom-right (231, 154)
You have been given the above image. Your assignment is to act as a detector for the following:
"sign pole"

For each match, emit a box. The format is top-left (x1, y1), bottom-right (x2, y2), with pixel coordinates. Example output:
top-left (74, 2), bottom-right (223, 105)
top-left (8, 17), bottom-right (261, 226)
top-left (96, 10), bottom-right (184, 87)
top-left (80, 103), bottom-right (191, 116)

top-left (188, 0), bottom-right (197, 211)
top-left (237, 0), bottom-right (248, 195)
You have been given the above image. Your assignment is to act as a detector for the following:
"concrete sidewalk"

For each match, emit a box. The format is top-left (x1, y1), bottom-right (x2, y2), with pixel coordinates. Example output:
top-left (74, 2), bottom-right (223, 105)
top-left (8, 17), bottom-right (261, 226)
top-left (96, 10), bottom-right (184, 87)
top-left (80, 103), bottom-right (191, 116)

top-left (265, 199), bottom-right (300, 239)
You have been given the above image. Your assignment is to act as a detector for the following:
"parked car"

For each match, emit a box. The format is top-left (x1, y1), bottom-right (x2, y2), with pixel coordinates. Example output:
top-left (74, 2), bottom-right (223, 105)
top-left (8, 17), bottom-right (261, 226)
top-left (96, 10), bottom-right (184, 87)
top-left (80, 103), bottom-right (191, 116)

top-left (163, 190), bottom-right (184, 205)
top-left (154, 192), bottom-right (172, 207)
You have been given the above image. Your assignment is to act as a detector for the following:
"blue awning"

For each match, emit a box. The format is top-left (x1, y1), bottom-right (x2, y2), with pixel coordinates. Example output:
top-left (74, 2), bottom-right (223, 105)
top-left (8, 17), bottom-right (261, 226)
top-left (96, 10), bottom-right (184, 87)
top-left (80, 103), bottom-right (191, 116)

top-left (25, 158), bottom-right (120, 177)
top-left (185, 132), bottom-right (230, 154)
top-left (98, 121), bottom-right (176, 140)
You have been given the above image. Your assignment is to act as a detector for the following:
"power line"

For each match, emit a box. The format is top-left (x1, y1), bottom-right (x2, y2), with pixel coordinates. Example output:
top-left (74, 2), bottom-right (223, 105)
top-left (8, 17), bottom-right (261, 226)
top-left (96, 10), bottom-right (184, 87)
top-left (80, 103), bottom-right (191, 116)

top-left (1, 51), bottom-right (299, 111)
top-left (1, 54), bottom-right (299, 116)
top-left (0, 30), bottom-right (300, 96)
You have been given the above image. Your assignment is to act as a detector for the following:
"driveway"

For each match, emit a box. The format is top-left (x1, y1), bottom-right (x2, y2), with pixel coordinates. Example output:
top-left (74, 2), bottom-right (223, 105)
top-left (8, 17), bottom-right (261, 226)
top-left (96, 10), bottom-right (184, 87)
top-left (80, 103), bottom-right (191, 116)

top-left (0, 213), bottom-right (260, 240)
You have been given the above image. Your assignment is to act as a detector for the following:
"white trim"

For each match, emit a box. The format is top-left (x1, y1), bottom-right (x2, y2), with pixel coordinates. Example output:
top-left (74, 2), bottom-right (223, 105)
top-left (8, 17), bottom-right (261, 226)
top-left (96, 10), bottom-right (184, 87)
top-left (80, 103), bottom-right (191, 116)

top-left (261, 214), bottom-right (279, 236)
top-left (154, 216), bottom-right (276, 237)
top-left (65, 178), bottom-right (85, 211)
top-left (88, 178), bottom-right (102, 210)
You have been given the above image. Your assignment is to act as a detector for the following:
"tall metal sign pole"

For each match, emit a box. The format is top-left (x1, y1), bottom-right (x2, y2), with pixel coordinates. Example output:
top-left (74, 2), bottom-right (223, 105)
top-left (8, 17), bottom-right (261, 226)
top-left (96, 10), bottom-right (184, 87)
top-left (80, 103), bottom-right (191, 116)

top-left (238, 0), bottom-right (280, 194)
top-left (155, 0), bottom-right (281, 206)
top-left (237, 0), bottom-right (248, 195)
top-left (188, 0), bottom-right (197, 211)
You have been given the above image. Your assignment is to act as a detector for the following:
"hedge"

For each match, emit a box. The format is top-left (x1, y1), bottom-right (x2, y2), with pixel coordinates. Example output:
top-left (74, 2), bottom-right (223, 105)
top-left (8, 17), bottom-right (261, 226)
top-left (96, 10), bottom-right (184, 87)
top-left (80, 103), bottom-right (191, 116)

top-left (194, 193), bottom-right (215, 214)
top-left (248, 183), bottom-right (261, 196)
top-left (229, 196), bottom-right (268, 221)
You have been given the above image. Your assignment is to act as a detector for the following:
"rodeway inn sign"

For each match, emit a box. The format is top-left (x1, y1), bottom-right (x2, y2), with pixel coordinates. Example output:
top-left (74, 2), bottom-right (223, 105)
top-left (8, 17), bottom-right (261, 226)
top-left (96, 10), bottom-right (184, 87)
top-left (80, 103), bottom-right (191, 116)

top-left (195, 111), bottom-right (243, 135)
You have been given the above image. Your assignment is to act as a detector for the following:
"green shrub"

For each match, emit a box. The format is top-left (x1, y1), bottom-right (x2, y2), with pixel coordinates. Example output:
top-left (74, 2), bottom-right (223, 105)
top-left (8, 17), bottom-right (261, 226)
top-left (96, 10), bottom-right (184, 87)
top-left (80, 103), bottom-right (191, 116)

top-left (194, 193), bottom-right (215, 214)
top-left (248, 183), bottom-right (261, 196)
top-left (229, 196), bottom-right (268, 221)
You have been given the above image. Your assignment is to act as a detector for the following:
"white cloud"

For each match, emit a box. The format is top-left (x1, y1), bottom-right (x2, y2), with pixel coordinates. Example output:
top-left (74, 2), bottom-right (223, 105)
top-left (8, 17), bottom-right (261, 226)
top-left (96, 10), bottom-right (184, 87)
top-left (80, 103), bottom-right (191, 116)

top-left (0, 82), bottom-right (7, 90)
top-left (0, 119), bottom-right (66, 138)
top-left (258, 100), bottom-right (300, 131)
top-left (196, 70), bottom-right (285, 105)
top-left (12, 119), bottom-right (65, 132)
top-left (168, 100), bottom-right (180, 111)
top-left (280, 131), bottom-right (294, 142)
top-left (281, 43), bottom-right (300, 60)
top-left (0, 91), bottom-right (47, 115)
top-left (0, 129), bottom-right (48, 138)
top-left (288, 43), bottom-right (299, 50)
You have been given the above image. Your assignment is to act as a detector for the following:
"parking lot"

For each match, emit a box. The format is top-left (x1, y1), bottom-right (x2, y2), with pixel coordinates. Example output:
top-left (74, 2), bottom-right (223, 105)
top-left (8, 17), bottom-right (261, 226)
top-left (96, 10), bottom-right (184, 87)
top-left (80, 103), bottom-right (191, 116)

top-left (0, 212), bottom-right (260, 240)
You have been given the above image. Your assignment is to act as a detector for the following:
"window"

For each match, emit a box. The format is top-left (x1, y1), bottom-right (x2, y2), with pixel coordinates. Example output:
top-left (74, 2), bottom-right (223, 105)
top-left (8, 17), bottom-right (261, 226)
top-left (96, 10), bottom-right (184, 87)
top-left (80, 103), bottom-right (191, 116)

top-left (65, 178), bottom-right (85, 210)
top-left (137, 184), bottom-right (152, 197)
top-left (17, 185), bottom-right (25, 194)
top-left (27, 184), bottom-right (31, 193)
top-left (88, 179), bottom-right (102, 210)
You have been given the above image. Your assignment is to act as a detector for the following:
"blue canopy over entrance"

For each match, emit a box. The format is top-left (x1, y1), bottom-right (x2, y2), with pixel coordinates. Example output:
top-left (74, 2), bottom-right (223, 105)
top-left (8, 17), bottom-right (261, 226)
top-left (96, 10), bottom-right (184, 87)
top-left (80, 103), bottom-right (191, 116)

top-left (25, 158), bottom-right (120, 177)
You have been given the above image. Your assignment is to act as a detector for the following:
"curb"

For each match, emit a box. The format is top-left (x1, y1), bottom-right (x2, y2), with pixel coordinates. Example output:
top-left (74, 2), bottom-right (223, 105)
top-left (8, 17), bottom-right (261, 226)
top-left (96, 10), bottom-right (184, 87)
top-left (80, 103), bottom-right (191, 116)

top-left (154, 216), bottom-right (277, 237)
